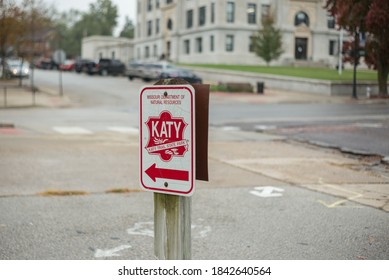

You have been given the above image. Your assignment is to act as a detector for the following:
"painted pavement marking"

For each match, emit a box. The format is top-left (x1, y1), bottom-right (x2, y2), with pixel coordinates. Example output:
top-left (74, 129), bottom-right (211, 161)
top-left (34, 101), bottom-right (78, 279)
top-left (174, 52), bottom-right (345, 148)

top-left (94, 245), bottom-right (132, 258)
top-left (250, 186), bottom-right (284, 198)
top-left (108, 126), bottom-right (139, 134)
top-left (317, 178), bottom-right (364, 209)
top-left (53, 126), bottom-right (93, 134)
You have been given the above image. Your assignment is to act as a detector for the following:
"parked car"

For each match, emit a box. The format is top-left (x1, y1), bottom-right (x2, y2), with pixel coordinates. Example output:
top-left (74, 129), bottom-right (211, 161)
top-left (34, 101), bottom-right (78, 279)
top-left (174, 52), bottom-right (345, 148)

top-left (6, 60), bottom-right (30, 79)
top-left (141, 62), bottom-right (176, 81)
top-left (126, 61), bottom-right (146, 80)
top-left (75, 58), bottom-right (93, 73)
top-left (59, 59), bottom-right (75, 71)
top-left (159, 68), bottom-right (202, 84)
top-left (39, 58), bottom-right (59, 70)
top-left (85, 58), bottom-right (126, 76)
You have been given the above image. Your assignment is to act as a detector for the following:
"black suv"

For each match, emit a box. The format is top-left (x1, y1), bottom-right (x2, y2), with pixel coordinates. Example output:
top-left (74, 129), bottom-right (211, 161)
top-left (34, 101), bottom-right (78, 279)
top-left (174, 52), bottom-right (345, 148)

top-left (85, 58), bottom-right (125, 76)
top-left (75, 59), bottom-right (93, 73)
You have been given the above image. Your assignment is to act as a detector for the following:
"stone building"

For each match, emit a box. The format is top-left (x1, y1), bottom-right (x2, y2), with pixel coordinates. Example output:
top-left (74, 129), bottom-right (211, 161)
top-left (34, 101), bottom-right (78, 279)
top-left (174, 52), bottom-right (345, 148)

top-left (81, 36), bottom-right (133, 63)
top-left (134, 0), bottom-right (340, 66)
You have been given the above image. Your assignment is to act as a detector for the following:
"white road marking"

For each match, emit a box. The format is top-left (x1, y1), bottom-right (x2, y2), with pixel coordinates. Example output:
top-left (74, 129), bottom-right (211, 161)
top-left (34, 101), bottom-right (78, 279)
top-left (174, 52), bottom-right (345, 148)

top-left (53, 126), bottom-right (93, 134)
top-left (354, 123), bottom-right (383, 128)
top-left (127, 222), bottom-right (154, 237)
top-left (221, 126), bottom-right (240, 131)
top-left (108, 126), bottom-right (139, 134)
top-left (250, 186), bottom-right (284, 197)
top-left (254, 125), bottom-right (277, 131)
top-left (94, 244), bottom-right (131, 258)
top-left (127, 221), bottom-right (211, 239)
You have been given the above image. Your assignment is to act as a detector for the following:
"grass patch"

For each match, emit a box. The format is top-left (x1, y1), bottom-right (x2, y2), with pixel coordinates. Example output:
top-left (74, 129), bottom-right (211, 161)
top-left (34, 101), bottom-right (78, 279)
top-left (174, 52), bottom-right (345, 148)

top-left (105, 188), bottom-right (142, 194)
top-left (39, 190), bottom-right (88, 196)
top-left (183, 64), bottom-right (379, 81)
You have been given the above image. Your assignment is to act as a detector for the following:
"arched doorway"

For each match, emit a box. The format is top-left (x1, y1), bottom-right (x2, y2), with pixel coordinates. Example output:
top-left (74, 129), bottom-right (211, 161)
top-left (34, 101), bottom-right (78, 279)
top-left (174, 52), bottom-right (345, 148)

top-left (294, 11), bottom-right (310, 60)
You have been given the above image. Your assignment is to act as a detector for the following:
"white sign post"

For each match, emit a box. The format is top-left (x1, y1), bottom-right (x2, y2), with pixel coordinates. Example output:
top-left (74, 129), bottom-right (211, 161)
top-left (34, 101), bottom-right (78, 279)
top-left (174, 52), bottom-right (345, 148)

top-left (140, 85), bottom-right (195, 196)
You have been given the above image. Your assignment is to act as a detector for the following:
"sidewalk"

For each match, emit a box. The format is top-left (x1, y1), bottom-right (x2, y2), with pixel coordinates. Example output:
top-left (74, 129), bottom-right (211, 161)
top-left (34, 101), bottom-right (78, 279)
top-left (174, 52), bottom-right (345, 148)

top-left (2, 79), bottom-right (388, 109)
top-left (206, 128), bottom-right (389, 212)
top-left (210, 88), bottom-right (389, 105)
top-left (0, 81), bottom-right (70, 108)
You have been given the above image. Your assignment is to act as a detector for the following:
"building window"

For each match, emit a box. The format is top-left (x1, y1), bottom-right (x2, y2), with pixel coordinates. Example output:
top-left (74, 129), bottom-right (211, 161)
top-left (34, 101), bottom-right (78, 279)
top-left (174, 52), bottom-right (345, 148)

top-left (211, 2), bottom-right (215, 23)
top-left (156, 18), bottom-right (160, 34)
top-left (327, 15), bottom-right (335, 29)
top-left (147, 20), bottom-right (152, 36)
top-left (196, 37), bottom-right (202, 53)
top-left (166, 41), bottom-right (171, 58)
top-left (210, 35), bottom-right (214, 52)
top-left (329, 40), bottom-right (337, 56)
top-left (226, 35), bottom-right (234, 52)
top-left (295, 11), bottom-right (310, 27)
top-left (247, 3), bottom-right (256, 24)
top-left (145, 46), bottom-right (150, 58)
top-left (156, 0), bottom-right (160, 9)
top-left (166, 0), bottom-right (173, 4)
top-left (137, 23), bottom-right (141, 37)
top-left (153, 44), bottom-right (157, 57)
top-left (199, 6), bottom-right (206, 26)
top-left (261, 4), bottom-right (270, 19)
top-left (187, 10), bottom-right (193, 28)
top-left (167, 18), bottom-right (173, 30)
top-left (184, 39), bottom-right (190, 54)
top-left (227, 2), bottom-right (235, 23)
top-left (147, 0), bottom-right (152, 11)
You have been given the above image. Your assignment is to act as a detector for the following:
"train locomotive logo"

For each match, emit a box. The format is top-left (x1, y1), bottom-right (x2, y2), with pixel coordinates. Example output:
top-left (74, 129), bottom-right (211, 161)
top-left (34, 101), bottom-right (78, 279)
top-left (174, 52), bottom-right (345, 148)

top-left (145, 111), bottom-right (188, 161)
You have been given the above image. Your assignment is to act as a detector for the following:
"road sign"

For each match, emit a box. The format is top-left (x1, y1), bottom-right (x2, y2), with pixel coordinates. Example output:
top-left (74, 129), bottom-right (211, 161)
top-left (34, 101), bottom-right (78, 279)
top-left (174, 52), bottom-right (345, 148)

top-left (52, 49), bottom-right (66, 65)
top-left (140, 85), bottom-right (195, 196)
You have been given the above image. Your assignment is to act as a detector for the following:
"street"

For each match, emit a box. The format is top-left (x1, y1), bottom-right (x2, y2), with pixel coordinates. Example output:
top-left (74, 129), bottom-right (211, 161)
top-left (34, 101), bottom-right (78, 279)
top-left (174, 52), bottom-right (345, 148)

top-left (0, 69), bottom-right (388, 259)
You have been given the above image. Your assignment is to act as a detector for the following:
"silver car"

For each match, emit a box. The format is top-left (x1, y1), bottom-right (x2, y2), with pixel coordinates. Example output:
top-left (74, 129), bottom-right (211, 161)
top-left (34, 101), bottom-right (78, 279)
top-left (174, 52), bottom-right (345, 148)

top-left (7, 60), bottom-right (30, 78)
top-left (126, 61), bottom-right (146, 80)
top-left (141, 62), bottom-right (176, 81)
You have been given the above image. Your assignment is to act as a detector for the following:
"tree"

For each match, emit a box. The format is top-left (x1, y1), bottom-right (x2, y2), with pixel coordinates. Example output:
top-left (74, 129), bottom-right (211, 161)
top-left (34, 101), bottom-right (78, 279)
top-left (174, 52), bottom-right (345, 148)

top-left (1, 0), bottom-right (22, 78)
top-left (82, 0), bottom-right (118, 36)
top-left (55, 0), bottom-right (118, 57)
top-left (326, 0), bottom-right (389, 96)
top-left (253, 14), bottom-right (283, 66)
top-left (119, 16), bottom-right (134, 38)
top-left (0, 0), bottom-right (53, 78)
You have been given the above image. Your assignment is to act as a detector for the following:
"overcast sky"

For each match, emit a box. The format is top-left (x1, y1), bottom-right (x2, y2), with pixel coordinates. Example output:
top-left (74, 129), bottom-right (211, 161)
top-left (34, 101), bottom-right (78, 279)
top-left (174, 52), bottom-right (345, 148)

top-left (49, 0), bottom-right (137, 36)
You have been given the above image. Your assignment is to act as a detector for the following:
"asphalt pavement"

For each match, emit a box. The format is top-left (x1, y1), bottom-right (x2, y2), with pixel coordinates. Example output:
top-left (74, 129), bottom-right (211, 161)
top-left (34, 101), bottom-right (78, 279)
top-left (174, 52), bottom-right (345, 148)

top-left (1, 76), bottom-right (388, 260)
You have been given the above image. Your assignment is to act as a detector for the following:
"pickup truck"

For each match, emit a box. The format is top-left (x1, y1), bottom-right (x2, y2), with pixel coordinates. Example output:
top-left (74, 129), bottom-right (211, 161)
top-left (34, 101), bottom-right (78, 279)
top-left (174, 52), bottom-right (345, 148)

top-left (85, 58), bottom-right (125, 76)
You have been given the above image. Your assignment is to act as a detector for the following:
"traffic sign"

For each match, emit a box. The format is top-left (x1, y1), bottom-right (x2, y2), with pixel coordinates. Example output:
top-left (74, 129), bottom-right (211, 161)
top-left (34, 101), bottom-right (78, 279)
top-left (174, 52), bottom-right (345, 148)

top-left (53, 49), bottom-right (66, 65)
top-left (140, 85), bottom-right (195, 196)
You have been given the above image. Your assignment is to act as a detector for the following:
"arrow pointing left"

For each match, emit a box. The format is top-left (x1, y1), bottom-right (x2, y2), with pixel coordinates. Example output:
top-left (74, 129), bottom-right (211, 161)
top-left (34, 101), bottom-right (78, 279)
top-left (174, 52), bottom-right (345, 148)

top-left (145, 163), bottom-right (189, 182)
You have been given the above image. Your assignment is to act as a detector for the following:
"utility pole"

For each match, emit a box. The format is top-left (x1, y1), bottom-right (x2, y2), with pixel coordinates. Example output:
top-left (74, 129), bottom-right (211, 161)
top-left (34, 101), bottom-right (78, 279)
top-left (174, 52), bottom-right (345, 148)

top-left (352, 29), bottom-right (359, 99)
top-left (338, 28), bottom-right (343, 75)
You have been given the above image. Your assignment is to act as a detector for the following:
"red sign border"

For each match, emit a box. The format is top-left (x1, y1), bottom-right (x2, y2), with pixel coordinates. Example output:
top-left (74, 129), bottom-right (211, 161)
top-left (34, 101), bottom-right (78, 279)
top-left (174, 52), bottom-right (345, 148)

top-left (139, 85), bottom-right (195, 196)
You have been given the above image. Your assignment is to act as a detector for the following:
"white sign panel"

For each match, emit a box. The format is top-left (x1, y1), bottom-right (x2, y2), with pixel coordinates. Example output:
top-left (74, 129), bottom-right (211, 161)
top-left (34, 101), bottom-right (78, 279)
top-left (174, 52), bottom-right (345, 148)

top-left (139, 85), bottom-right (195, 196)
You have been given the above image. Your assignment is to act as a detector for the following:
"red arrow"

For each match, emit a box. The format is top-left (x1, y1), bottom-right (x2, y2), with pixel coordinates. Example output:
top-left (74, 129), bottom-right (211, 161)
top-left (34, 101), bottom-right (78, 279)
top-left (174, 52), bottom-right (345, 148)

top-left (145, 164), bottom-right (189, 182)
